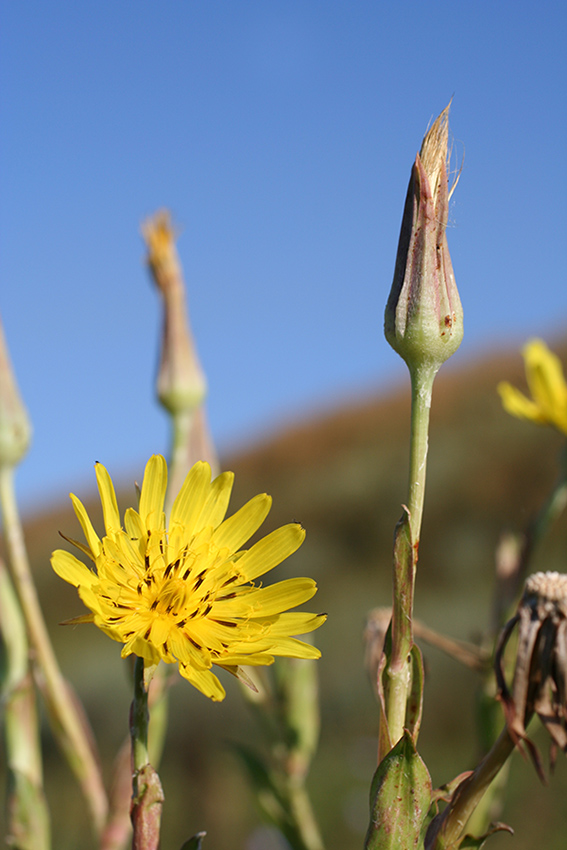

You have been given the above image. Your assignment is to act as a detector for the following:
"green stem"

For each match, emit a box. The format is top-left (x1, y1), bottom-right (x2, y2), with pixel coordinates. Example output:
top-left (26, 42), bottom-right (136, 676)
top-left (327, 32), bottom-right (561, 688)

top-left (430, 727), bottom-right (515, 849)
top-left (0, 464), bottom-right (108, 832)
top-left (383, 364), bottom-right (437, 752)
top-left (286, 776), bottom-right (324, 850)
top-left (164, 409), bottom-right (195, 517)
top-left (536, 442), bottom-right (567, 525)
top-left (0, 558), bottom-right (50, 849)
top-left (407, 363), bottom-right (437, 548)
top-left (131, 657), bottom-right (150, 783)
top-left (130, 658), bottom-right (164, 850)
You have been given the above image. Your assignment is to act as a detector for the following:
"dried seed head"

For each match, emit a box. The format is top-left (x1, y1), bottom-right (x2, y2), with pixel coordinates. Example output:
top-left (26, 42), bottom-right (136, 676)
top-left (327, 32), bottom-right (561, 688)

top-left (495, 570), bottom-right (567, 779)
top-left (524, 571), bottom-right (567, 617)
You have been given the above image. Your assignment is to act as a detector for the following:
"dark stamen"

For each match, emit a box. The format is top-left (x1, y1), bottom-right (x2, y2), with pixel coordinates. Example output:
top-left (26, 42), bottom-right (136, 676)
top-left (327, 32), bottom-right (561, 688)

top-left (222, 575), bottom-right (238, 587)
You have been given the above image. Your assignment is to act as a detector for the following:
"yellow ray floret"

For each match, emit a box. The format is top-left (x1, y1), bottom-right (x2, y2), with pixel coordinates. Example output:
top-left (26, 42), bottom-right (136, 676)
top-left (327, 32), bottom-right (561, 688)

top-left (497, 339), bottom-right (567, 436)
top-left (51, 456), bottom-right (326, 701)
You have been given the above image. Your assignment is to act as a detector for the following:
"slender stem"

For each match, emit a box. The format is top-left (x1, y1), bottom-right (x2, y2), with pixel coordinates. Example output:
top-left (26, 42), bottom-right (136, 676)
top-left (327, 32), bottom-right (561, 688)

top-left (130, 658), bottom-right (164, 850)
top-left (383, 364), bottom-right (437, 753)
top-left (287, 776), bottom-right (325, 850)
top-left (0, 464), bottom-right (108, 832)
top-left (131, 656), bottom-right (150, 783)
top-left (164, 409), bottom-right (195, 517)
top-left (0, 558), bottom-right (51, 849)
top-left (407, 363), bottom-right (437, 548)
top-left (430, 727), bottom-right (515, 849)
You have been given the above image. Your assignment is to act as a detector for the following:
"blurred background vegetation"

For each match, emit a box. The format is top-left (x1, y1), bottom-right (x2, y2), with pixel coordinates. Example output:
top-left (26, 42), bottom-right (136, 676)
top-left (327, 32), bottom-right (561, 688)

top-left (2, 343), bottom-right (567, 850)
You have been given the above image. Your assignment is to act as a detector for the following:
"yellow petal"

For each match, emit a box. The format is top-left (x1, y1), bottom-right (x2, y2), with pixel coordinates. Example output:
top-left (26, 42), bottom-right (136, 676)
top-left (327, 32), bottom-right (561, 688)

top-left (245, 577), bottom-right (318, 617)
top-left (195, 471), bottom-right (234, 530)
top-left (95, 463), bottom-right (121, 534)
top-left (259, 611), bottom-right (327, 636)
top-left (78, 584), bottom-right (104, 617)
top-left (218, 652), bottom-right (275, 666)
top-left (51, 549), bottom-right (97, 589)
top-left (268, 637), bottom-right (322, 659)
top-left (139, 455), bottom-right (167, 528)
top-left (497, 382), bottom-right (546, 424)
top-left (212, 493), bottom-right (271, 552)
top-left (524, 339), bottom-right (567, 431)
top-left (238, 523), bottom-right (305, 581)
top-left (178, 664), bottom-right (226, 701)
top-left (70, 493), bottom-right (101, 558)
top-left (170, 461), bottom-right (211, 529)
top-left (149, 617), bottom-right (172, 646)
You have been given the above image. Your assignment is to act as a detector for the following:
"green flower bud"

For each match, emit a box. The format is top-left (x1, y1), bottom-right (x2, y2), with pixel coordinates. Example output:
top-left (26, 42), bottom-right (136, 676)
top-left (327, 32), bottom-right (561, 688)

top-left (384, 106), bottom-right (463, 373)
top-left (0, 317), bottom-right (31, 467)
top-left (142, 210), bottom-right (207, 415)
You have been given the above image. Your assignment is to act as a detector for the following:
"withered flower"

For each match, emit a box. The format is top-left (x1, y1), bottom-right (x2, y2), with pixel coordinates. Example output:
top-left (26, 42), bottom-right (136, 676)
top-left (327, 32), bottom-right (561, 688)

top-left (495, 570), bottom-right (567, 778)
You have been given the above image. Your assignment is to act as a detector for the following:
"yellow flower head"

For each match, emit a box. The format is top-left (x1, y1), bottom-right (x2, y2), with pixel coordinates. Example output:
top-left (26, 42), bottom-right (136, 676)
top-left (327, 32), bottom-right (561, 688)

top-left (51, 456), bottom-right (326, 701)
top-left (497, 339), bottom-right (567, 436)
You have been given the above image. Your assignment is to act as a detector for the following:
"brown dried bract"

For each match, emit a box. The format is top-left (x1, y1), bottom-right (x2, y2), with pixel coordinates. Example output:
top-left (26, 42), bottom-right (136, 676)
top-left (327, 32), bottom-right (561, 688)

top-left (495, 571), bottom-right (567, 780)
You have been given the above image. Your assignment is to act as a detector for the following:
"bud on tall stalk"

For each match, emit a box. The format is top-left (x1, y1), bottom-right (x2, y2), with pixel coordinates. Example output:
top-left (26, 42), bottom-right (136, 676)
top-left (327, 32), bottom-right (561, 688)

top-left (142, 210), bottom-right (207, 415)
top-left (142, 210), bottom-right (217, 509)
top-left (385, 105), bottom-right (463, 374)
top-left (377, 105), bottom-right (464, 773)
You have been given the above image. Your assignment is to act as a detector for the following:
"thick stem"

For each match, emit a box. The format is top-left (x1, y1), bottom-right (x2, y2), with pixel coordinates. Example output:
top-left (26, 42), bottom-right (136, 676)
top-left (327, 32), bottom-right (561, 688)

top-left (0, 464), bottom-right (107, 832)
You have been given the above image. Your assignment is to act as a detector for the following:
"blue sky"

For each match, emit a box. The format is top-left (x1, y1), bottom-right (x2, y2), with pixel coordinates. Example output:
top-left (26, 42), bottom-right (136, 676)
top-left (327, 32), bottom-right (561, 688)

top-left (1, 1), bottom-right (566, 511)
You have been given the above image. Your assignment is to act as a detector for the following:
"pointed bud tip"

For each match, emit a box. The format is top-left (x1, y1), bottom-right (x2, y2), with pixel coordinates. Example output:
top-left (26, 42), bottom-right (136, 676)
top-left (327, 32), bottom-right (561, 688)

top-left (384, 104), bottom-right (463, 374)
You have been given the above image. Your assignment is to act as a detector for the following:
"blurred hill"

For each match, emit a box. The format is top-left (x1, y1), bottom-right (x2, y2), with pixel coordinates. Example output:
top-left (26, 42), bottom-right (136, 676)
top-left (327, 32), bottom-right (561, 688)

top-left (5, 343), bottom-right (567, 850)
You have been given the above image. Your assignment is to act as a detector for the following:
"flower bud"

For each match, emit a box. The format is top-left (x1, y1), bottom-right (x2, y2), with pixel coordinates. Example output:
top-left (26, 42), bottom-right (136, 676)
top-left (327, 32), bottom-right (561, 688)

top-left (384, 106), bottom-right (463, 373)
top-left (0, 316), bottom-right (31, 467)
top-left (142, 210), bottom-right (207, 415)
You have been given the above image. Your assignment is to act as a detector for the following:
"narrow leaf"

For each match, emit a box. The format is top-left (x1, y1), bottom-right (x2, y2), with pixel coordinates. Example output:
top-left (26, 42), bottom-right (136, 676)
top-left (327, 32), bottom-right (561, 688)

top-left (406, 643), bottom-right (425, 741)
top-left (459, 822), bottom-right (514, 848)
top-left (179, 831), bottom-right (207, 850)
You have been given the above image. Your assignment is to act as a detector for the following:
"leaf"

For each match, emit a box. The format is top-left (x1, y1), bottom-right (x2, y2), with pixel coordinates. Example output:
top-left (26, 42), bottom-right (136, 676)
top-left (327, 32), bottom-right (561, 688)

top-left (459, 822), bottom-right (514, 848)
top-left (430, 771), bottom-right (473, 805)
top-left (406, 643), bottom-right (425, 741)
top-left (179, 831), bottom-right (207, 850)
top-left (376, 622), bottom-right (393, 755)
top-left (365, 730), bottom-right (432, 850)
